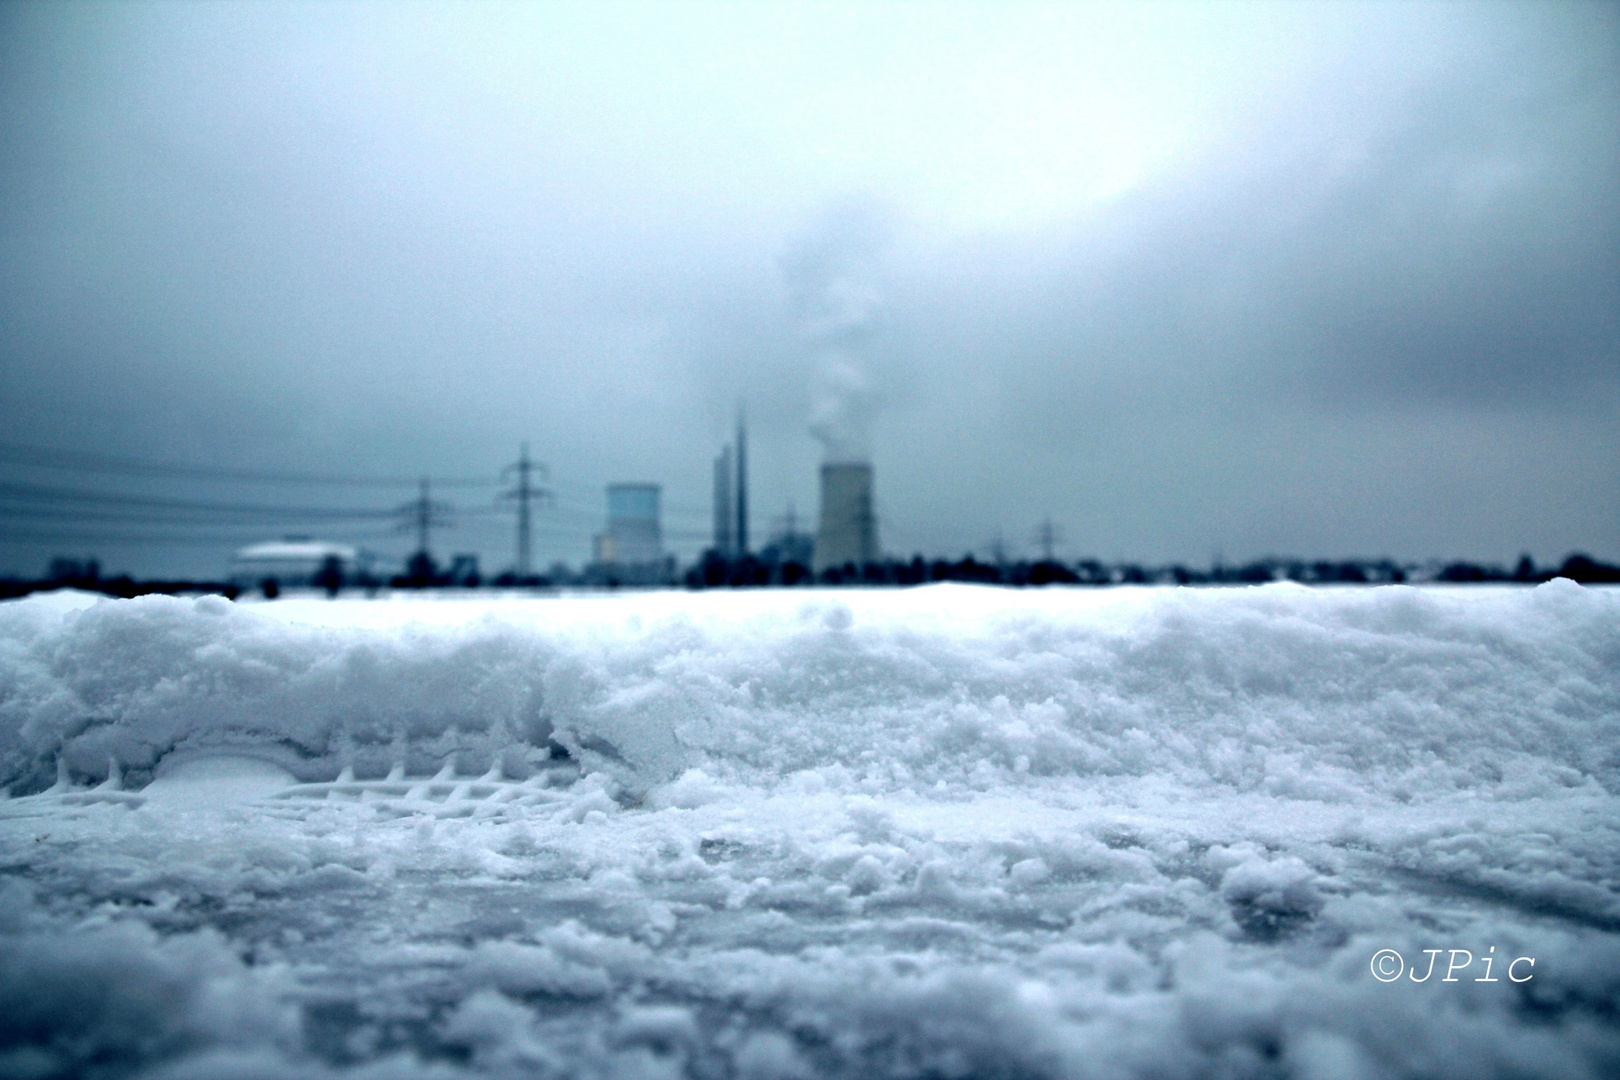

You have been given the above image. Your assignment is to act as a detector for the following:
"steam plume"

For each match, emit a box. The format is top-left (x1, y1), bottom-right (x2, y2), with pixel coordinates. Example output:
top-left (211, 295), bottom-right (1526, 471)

top-left (784, 206), bottom-right (888, 463)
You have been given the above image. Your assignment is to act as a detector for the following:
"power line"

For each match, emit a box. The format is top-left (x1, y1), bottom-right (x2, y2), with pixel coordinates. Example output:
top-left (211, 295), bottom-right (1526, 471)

top-left (0, 527), bottom-right (292, 548)
top-left (0, 440), bottom-right (495, 488)
top-left (1, 443), bottom-right (725, 566)
top-left (0, 524), bottom-right (406, 547)
top-left (0, 480), bottom-right (398, 520)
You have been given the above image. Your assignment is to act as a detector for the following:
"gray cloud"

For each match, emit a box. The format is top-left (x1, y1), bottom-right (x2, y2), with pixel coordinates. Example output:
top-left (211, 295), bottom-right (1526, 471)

top-left (1, 1), bottom-right (1615, 576)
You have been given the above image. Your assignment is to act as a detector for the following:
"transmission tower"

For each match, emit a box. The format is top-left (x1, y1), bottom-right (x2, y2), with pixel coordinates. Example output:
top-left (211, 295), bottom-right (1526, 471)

top-left (500, 443), bottom-right (551, 576)
top-left (1033, 518), bottom-right (1064, 562)
top-left (396, 477), bottom-right (453, 560)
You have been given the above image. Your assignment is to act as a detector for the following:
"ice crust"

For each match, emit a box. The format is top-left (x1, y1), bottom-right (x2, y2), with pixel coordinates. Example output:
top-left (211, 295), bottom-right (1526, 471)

top-left (1, 583), bottom-right (1617, 1078)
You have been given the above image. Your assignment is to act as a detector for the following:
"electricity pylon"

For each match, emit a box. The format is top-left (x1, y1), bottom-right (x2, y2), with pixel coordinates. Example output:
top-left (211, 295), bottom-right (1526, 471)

top-left (1033, 519), bottom-right (1064, 562)
top-left (396, 477), bottom-right (453, 560)
top-left (500, 443), bottom-right (551, 577)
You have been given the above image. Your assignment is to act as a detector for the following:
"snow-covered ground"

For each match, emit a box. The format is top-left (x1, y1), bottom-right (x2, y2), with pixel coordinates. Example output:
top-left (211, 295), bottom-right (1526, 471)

top-left (2, 583), bottom-right (1617, 1079)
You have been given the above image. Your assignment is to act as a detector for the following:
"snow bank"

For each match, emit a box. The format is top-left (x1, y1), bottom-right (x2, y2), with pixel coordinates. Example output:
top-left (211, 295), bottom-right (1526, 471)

top-left (3, 582), bottom-right (1616, 802)
top-left (1, 583), bottom-right (1616, 1079)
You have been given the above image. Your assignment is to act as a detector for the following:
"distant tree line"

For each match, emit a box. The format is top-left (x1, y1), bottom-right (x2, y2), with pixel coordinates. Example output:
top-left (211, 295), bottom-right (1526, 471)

top-left (3, 551), bottom-right (1617, 602)
top-left (679, 551), bottom-right (1620, 589)
top-left (0, 558), bottom-right (244, 601)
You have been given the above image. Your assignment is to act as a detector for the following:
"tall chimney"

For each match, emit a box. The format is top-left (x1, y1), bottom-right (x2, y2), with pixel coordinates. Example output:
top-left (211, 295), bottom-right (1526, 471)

top-left (735, 409), bottom-right (748, 555)
top-left (711, 445), bottom-right (734, 556)
top-left (814, 462), bottom-right (877, 572)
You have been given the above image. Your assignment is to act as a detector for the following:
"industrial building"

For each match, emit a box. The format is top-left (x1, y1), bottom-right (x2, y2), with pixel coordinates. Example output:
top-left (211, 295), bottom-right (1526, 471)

top-left (814, 462), bottom-right (879, 571)
top-left (231, 538), bottom-right (359, 588)
top-left (591, 483), bottom-right (669, 583)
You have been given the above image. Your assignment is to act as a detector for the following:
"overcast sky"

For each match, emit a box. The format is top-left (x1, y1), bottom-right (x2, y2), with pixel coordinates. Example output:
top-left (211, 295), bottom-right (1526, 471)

top-left (1, 0), bottom-right (1616, 578)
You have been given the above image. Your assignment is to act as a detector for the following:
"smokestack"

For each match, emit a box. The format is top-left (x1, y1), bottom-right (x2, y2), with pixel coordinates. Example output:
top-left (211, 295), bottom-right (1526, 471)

top-left (814, 462), bottom-right (877, 572)
top-left (711, 445), bottom-right (734, 557)
top-left (735, 409), bottom-right (748, 556)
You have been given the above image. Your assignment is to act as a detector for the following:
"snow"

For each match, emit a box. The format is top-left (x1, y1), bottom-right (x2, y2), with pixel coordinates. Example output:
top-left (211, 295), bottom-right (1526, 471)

top-left (1, 582), bottom-right (1617, 1078)
top-left (234, 540), bottom-right (358, 562)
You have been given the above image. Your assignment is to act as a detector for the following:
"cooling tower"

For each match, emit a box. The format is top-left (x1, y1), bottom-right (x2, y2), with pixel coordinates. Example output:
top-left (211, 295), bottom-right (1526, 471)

top-left (814, 462), bottom-right (878, 572)
top-left (596, 483), bottom-right (662, 565)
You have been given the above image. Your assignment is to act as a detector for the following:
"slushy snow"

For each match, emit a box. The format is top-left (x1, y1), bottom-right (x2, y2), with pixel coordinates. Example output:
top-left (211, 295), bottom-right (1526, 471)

top-left (1, 582), bottom-right (1617, 1078)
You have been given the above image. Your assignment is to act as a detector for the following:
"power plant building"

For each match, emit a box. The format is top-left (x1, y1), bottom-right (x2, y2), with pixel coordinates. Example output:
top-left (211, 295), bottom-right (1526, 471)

top-left (814, 462), bottom-right (878, 571)
top-left (231, 538), bottom-right (358, 588)
top-left (594, 483), bottom-right (663, 566)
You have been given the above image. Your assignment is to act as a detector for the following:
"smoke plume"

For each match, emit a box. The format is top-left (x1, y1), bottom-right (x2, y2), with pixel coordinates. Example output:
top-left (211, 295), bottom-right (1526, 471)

top-left (784, 205), bottom-right (888, 463)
